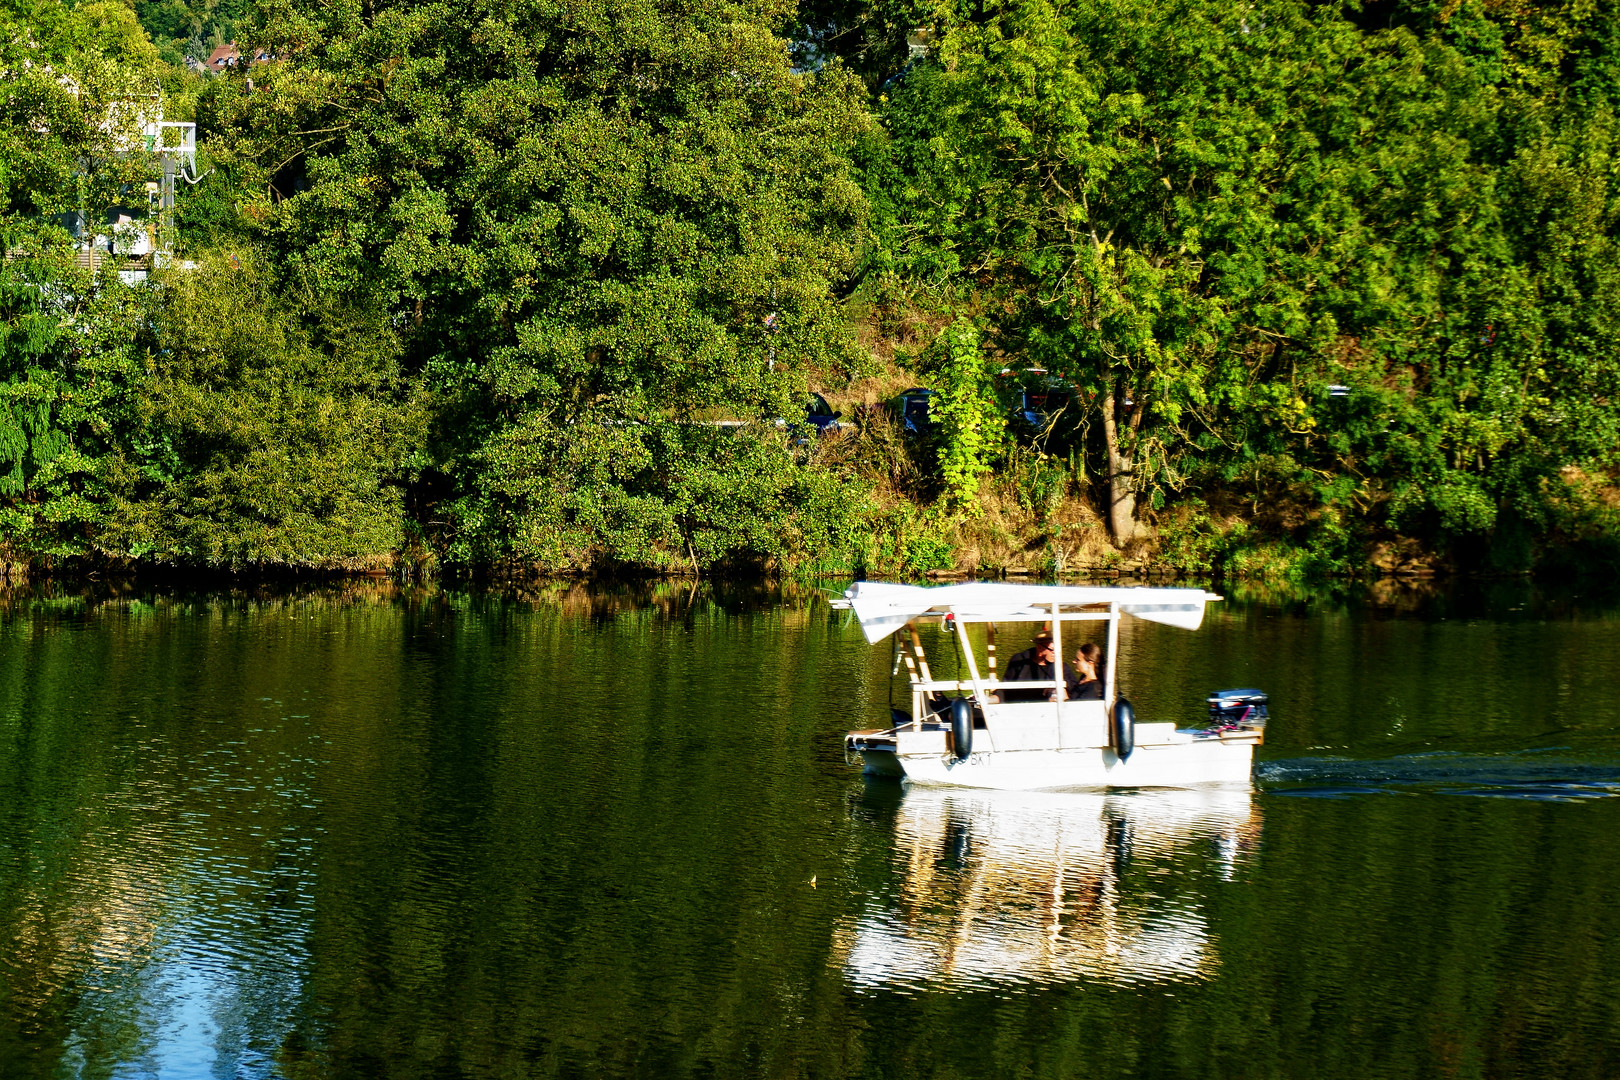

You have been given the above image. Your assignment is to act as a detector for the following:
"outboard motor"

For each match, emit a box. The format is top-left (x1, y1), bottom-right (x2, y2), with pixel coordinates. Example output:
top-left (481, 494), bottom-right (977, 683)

top-left (1207, 688), bottom-right (1268, 726)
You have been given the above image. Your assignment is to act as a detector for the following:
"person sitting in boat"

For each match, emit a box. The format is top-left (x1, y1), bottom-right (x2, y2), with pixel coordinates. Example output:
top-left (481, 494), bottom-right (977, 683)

top-left (1073, 643), bottom-right (1105, 700)
top-left (995, 632), bottom-right (1083, 702)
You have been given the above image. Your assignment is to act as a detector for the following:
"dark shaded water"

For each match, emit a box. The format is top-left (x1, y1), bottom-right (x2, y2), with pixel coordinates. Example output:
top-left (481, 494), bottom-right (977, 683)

top-left (3, 580), bottom-right (1620, 1078)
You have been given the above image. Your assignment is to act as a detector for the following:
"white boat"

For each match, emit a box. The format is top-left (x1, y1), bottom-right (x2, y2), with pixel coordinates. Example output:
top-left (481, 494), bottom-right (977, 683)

top-left (836, 581), bottom-right (1265, 790)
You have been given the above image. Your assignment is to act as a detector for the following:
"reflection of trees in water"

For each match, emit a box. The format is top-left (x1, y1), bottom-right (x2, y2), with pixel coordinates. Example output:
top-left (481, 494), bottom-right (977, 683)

top-left (0, 579), bottom-right (834, 631)
top-left (837, 788), bottom-right (1262, 990)
top-left (0, 586), bottom-right (881, 1077)
top-left (0, 698), bottom-right (319, 1074)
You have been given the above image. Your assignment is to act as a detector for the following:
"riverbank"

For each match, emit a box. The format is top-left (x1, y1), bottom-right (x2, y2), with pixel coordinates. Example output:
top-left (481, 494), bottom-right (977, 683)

top-left (3, 484), bottom-right (1615, 587)
top-left (1, 558), bottom-right (1612, 627)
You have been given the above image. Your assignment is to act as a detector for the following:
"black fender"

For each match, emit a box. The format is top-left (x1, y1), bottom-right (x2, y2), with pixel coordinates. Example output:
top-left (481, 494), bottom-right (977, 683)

top-left (1111, 697), bottom-right (1135, 761)
top-left (950, 697), bottom-right (974, 761)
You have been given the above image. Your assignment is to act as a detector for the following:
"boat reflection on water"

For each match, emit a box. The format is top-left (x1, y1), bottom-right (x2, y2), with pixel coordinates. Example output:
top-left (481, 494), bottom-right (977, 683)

top-left (834, 786), bottom-right (1261, 992)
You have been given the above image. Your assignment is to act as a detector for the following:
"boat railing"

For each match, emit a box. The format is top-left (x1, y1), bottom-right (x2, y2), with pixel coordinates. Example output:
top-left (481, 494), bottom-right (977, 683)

top-left (909, 678), bottom-right (1069, 694)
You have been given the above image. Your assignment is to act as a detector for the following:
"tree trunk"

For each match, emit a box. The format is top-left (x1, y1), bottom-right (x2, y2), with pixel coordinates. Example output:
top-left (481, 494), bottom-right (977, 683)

top-left (1100, 383), bottom-right (1137, 548)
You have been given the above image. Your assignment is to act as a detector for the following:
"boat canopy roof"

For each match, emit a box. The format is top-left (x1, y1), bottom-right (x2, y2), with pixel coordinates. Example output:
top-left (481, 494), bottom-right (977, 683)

top-left (839, 581), bottom-right (1223, 643)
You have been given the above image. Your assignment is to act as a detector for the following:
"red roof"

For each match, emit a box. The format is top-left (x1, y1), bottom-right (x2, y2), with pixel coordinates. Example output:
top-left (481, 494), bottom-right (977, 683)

top-left (204, 42), bottom-right (274, 71)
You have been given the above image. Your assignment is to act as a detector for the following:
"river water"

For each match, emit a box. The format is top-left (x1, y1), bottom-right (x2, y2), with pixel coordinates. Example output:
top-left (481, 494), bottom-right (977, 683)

top-left (2, 579), bottom-right (1619, 1078)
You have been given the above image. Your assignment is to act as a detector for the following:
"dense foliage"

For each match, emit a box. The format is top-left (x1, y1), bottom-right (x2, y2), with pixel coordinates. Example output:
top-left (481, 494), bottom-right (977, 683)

top-left (864, 0), bottom-right (1620, 572)
top-left (218, 0), bottom-right (871, 572)
top-left (4, 0), bottom-right (1619, 577)
top-left (0, 0), bottom-right (161, 560)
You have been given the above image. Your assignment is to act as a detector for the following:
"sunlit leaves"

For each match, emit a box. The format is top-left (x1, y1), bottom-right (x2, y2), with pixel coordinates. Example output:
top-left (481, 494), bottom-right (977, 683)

top-left (868, 0), bottom-right (1620, 565)
top-left (207, 0), bottom-right (874, 568)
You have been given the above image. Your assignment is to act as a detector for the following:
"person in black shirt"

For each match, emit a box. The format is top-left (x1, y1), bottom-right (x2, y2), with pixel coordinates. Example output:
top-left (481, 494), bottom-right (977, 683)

top-left (995, 632), bottom-right (1083, 702)
top-left (1073, 642), bottom-right (1106, 700)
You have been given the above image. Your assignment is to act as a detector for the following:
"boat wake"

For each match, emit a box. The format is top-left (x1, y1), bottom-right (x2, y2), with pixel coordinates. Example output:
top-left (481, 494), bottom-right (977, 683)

top-left (1257, 749), bottom-right (1620, 801)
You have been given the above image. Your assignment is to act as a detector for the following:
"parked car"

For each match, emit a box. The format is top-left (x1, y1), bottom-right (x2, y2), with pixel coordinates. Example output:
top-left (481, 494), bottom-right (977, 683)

top-left (804, 392), bottom-right (846, 434)
top-left (888, 387), bottom-right (938, 437)
top-left (771, 392), bottom-right (848, 442)
top-left (1000, 370), bottom-right (1079, 443)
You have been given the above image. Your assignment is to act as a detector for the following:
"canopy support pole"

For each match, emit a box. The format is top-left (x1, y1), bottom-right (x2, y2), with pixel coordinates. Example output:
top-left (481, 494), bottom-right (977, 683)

top-left (908, 625), bottom-right (933, 683)
top-left (1050, 602), bottom-right (1065, 740)
top-left (907, 625), bottom-right (932, 730)
top-left (1104, 602), bottom-right (1120, 710)
top-left (898, 627), bottom-right (922, 731)
top-left (950, 617), bottom-right (991, 713)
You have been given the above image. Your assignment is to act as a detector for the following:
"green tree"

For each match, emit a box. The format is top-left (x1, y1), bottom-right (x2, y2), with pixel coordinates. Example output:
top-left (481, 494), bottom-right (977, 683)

top-left (100, 253), bottom-right (420, 568)
top-left (869, 0), bottom-right (1620, 565)
top-left (0, 0), bottom-right (164, 563)
top-left (208, 0), bottom-right (874, 572)
top-left (927, 318), bottom-right (1002, 512)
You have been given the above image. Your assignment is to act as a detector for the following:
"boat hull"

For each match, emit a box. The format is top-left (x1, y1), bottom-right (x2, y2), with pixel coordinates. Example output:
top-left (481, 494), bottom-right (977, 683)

top-left (860, 738), bottom-right (1255, 790)
top-left (857, 749), bottom-right (906, 778)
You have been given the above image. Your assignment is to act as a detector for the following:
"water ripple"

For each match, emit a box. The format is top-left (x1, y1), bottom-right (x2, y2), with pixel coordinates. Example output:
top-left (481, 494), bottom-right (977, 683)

top-left (1258, 750), bottom-right (1620, 799)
